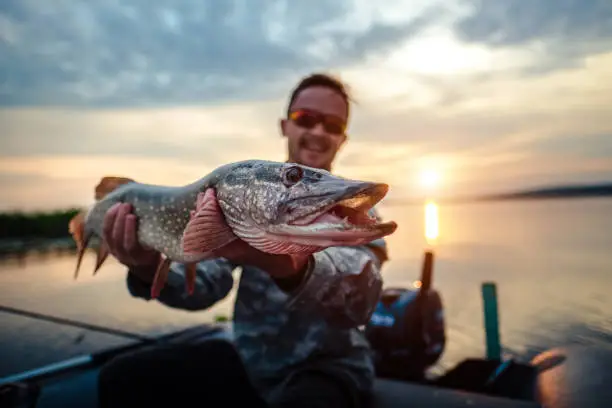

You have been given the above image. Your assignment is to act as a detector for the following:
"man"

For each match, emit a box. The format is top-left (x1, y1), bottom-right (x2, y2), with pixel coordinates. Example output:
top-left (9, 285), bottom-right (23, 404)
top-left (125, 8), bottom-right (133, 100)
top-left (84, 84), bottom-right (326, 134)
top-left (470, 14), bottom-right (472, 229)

top-left (97, 73), bottom-right (390, 408)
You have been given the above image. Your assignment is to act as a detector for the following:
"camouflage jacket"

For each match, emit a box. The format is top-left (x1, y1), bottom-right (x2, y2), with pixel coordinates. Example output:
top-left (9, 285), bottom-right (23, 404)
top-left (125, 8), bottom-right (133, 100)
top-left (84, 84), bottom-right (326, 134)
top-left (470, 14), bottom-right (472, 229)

top-left (126, 209), bottom-right (388, 401)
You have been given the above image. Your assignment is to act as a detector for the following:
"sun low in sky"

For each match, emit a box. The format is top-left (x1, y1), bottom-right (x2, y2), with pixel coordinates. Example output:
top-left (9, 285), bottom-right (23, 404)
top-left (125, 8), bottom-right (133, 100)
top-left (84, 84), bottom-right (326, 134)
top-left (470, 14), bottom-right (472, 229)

top-left (419, 169), bottom-right (442, 190)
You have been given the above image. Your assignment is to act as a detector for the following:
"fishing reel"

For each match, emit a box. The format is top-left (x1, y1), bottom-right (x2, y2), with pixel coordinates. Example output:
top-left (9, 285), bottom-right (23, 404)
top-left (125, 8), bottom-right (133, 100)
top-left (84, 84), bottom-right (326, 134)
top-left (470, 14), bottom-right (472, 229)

top-left (365, 285), bottom-right (446, 382)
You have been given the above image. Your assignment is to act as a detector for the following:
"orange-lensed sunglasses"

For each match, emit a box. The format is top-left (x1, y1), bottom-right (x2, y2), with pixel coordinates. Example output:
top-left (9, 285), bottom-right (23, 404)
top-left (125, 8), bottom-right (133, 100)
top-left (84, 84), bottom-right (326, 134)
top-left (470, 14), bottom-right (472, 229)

top-left (288, 109), bottom-right (346, 135)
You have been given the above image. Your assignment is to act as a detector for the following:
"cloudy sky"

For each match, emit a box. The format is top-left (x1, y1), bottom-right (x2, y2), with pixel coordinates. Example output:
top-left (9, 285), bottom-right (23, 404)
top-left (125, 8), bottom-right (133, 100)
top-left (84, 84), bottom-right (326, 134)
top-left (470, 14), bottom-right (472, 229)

top-left (1, 0), bottom-right (611, 211)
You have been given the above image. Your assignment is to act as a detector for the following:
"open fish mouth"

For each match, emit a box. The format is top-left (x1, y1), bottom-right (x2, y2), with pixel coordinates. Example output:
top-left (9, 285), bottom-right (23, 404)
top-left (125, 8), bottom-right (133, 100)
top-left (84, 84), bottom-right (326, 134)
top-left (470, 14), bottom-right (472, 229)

top-left (269, 182), bottom-right (397, 244)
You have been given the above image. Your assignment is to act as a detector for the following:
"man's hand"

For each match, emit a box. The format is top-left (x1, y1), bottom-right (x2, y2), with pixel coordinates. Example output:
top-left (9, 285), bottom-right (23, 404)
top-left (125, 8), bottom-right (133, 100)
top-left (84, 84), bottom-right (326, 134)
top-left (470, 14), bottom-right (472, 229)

top-left (198, 188), bottom-right (310, 280)
top-left (215, 238), bottom-right (310, 279)
top-left (102, 202), bottom-right (160, 283)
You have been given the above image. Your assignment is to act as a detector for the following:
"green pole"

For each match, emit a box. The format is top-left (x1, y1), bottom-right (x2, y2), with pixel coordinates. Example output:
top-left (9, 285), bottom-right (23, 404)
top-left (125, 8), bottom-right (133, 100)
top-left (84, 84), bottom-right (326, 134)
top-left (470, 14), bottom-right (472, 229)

top-left (481, 282), bottom-right (501, 360)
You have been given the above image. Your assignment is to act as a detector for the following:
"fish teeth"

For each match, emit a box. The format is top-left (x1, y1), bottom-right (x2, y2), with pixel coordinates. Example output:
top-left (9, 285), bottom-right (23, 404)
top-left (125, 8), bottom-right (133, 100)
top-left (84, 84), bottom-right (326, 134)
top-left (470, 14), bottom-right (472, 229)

top-left (341, 216), bottom-right (354, 229)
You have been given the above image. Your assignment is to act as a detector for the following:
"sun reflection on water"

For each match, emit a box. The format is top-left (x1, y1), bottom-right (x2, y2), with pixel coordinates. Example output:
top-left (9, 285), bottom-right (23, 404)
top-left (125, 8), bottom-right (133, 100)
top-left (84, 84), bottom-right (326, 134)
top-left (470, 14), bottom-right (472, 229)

top-left (425, 200), bottom-right (439, 246)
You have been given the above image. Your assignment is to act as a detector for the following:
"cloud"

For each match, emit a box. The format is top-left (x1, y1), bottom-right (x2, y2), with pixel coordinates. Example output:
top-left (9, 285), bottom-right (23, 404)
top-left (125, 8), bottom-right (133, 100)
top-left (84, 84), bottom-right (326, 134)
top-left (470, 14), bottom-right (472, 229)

top-left (345, 49), bottom-right (612, 157)
top-left (0, 154), bottom-right (235, 211)
top-left (454, 0), bottom-right (612, 73)
top-left (2, 0), bottom-right (609, 108)
top-left (0, 0), bottom-right (441, 107)
top-left (528, 133), bottom-right (612, 159)
top-left (0, 102), bottom-right (285, 161)
top-left (1, 52), bottom-right (611, 207)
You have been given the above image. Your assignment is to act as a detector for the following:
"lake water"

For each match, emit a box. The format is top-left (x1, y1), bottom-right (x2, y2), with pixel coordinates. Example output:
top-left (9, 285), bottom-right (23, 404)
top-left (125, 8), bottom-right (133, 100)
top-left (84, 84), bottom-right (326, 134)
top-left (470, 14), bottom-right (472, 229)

top-left (1, 198), bottom-right (611, 378)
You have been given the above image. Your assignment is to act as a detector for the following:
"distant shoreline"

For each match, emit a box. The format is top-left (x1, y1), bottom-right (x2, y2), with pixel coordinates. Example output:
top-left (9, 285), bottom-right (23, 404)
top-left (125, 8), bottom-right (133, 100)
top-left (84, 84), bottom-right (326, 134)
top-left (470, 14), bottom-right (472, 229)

top-left (472, 183), bottom-right (612, 202)
top-left (382, 183), bottom-right (612, 206)
top-left (0, 209), bottom-right (82, 257)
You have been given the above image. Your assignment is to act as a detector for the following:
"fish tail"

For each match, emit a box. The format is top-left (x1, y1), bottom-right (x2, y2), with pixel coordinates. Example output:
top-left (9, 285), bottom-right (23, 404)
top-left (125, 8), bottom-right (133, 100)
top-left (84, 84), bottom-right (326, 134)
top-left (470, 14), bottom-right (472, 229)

top-left (71, 204), bottom-right (95, 280)
top-left (71, 204), bottom-right (113, 279)
top-left (70, 175), bottom-right (135, 280)
top-left (68, 210), bottom-right (86, 249)
top-left (93, 241), bottom-right (110, 275)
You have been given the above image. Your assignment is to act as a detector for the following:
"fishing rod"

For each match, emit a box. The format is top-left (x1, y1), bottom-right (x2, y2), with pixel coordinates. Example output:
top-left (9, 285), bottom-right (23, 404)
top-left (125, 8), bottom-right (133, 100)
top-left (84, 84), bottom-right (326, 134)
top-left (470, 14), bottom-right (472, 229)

top-left (0, 303), bottom-right (159, 387)
top-left (0, 304), bottom-right (155, 342)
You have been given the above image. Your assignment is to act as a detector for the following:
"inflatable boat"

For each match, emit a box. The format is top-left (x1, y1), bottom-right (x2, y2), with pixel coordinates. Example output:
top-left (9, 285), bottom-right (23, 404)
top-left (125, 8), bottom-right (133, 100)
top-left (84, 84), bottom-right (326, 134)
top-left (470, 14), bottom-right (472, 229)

top-left (1, 253), bottom-right (610, 407)
top-left (1, 321), bottom-right (611, 408)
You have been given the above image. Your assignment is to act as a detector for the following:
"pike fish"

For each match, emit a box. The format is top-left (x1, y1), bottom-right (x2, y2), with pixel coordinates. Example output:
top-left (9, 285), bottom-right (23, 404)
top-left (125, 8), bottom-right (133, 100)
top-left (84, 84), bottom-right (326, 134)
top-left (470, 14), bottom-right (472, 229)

top-left (72, 160), bottom-right (397, 298)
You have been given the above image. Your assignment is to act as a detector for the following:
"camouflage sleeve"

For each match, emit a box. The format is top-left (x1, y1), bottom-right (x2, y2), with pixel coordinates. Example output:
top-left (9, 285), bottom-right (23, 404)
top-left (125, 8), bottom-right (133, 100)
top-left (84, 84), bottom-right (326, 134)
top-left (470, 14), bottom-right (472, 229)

top-left (126, 258), bottom-right (237, 311)
top-left (282, 209), bottom-right (388, 329)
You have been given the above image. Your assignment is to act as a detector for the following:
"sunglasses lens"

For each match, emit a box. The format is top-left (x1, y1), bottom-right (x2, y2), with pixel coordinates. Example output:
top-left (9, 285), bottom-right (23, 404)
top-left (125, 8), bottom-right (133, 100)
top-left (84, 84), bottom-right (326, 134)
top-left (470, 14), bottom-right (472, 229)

top-left (324, 122), bottom-right (344, 134)
top-left (293, 112), bottom-right (318, 129)
top-left (290, 110), bottom-right (345, 134)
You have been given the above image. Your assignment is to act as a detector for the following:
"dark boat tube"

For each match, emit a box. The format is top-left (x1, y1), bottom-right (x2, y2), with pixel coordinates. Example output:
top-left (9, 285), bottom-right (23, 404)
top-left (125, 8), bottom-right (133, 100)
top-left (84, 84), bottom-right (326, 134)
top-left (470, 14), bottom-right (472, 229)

top-left (531, 345), bottom-right (612, 408)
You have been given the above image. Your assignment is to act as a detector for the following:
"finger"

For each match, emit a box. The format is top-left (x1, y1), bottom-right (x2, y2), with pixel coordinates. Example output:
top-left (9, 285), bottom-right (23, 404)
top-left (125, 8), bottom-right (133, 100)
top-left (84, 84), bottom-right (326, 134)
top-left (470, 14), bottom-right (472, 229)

top-left (102, 203), bottom-right (121, 247)
top-left (125, 213), bottom-right (155, 266)
top-left (206, 188), bottom-right (219, 205)
top-left (111, 203), bottom-right (131, 261)
top-left (196, 188), bottom-right (217, 211)
top-left (124, 213), bottom-right (140, 254)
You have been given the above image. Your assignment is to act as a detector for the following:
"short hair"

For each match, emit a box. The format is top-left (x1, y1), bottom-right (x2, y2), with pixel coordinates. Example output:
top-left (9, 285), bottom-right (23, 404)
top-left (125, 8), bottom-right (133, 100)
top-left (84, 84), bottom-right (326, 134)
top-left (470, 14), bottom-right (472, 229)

top-left (286, 73), bottom-right (352, 118)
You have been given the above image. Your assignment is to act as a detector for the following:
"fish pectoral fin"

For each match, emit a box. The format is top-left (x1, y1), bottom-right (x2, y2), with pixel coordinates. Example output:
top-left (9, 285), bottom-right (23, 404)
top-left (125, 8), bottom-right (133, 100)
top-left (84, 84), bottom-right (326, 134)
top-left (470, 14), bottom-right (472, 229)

top-left (181, 189), bottom-right (238, 258)
top-left (150, 256), bottom-right (172, 299)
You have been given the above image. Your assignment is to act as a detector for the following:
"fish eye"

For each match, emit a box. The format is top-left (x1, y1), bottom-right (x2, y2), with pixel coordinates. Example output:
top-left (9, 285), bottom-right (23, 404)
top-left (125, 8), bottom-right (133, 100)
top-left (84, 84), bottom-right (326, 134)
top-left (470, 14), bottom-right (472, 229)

top-left (282, 165), bottom-right (304, 187)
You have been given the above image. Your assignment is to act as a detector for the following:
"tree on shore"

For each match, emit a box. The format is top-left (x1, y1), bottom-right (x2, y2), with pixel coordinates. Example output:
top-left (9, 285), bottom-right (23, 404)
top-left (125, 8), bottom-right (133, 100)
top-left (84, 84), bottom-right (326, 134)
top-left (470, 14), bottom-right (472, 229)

top-left (0, 209), bottom-right (83, 240)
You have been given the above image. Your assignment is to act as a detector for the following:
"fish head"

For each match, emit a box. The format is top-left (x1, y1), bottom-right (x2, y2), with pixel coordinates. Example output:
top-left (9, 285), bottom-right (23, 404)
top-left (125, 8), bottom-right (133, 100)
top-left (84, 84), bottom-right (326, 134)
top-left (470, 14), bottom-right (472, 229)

top-left (215, 161), bottom-right (397, 254)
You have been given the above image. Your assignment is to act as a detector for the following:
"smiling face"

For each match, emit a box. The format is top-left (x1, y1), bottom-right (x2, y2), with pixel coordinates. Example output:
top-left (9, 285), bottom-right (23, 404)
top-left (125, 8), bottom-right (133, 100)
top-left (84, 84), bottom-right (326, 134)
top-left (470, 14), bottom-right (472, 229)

top-left (280, 85), bottom-right (348, 171)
